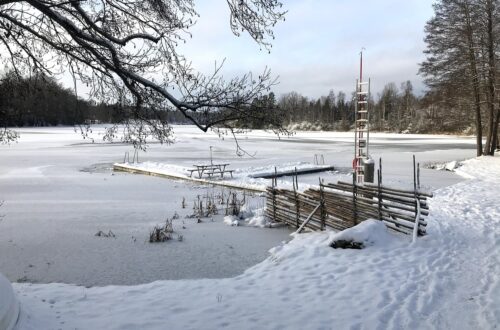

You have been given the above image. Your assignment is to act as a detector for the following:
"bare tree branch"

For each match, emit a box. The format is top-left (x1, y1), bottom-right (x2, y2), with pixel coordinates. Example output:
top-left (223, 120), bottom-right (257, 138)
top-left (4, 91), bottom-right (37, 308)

top-left (0, 0), bottom-right (287, 147)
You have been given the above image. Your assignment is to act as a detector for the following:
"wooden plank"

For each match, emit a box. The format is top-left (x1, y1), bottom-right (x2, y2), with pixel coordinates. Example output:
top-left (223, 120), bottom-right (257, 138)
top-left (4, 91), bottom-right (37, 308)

top-left (250, 166), bottom-right (335, 179)
top-left (294, 203), bottom-right (322, 234)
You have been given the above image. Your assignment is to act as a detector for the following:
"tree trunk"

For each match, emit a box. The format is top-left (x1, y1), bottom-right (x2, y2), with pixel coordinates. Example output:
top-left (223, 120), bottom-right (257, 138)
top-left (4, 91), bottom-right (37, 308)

top-left (490, 105), bottom-right (500, 154)
top-left (483, 0), bottom-right (496, 155)
top-left (463, 2), bottom-right (483, 156)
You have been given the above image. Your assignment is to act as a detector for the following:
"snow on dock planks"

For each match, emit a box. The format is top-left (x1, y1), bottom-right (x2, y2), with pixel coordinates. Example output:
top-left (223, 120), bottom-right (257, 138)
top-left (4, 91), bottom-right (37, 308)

top-left (250, 166), bottom-right (335, 179)
top-left (113, 163), bottom-right (265, 193)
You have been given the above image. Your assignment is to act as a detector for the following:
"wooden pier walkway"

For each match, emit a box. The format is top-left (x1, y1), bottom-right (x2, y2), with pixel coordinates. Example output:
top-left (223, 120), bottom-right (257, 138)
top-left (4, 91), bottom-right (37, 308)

top-left (249, 165), bottom-right (335, 179)
top-left (113, 163), bottom-right (265, 193)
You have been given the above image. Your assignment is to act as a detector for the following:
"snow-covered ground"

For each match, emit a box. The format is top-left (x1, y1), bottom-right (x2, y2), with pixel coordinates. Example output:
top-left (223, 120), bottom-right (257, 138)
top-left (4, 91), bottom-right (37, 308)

top-left (10, 154), bottom-right (500, 329)
top-left (1, 126), bottom-right (497, 329)
top-left (0, 272), bottom-right (19, 330)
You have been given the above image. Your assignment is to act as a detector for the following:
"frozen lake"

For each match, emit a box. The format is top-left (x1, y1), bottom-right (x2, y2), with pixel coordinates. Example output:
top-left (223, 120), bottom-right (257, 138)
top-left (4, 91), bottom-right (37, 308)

top-left (0, 126), bottom-right (476, 286)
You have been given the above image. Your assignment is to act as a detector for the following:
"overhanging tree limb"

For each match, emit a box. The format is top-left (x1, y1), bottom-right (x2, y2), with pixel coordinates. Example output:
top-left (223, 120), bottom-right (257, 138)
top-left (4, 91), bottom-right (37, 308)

top-left (0, 0), bottom-right (287, 146)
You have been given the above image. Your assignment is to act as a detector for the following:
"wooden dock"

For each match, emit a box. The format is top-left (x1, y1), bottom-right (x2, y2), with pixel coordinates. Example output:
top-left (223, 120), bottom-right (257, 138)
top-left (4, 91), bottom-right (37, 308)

top-left (250, 165), bottom-right (335, 179)
top-left (113, 163), bottom-right (265, 193)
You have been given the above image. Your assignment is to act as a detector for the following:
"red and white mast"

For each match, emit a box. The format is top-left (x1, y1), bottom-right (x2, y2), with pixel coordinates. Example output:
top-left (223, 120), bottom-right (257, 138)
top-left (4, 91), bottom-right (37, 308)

top-left (353, 49), bottom-right (371, 184)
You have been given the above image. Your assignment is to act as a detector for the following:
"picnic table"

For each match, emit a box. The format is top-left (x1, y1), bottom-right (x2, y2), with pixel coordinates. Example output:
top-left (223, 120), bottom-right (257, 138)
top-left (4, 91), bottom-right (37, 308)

top-left (188, 163), bottom-right (233, 179)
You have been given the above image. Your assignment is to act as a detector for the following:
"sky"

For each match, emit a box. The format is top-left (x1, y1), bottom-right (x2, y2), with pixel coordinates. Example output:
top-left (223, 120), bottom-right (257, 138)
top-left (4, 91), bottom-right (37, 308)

top-left (42, 0), bottom-right (438, 101)
top-left (180, 0), bottom-right (436, 99)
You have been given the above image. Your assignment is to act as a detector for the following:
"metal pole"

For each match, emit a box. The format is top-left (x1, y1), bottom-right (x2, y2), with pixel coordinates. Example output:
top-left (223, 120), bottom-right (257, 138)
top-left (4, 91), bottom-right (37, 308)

top-left (354, 78), bottom-right (359, 170)
top-left (210, 146), bottom-right (213, 165)
top-left (360, 49), bottom-right (363, 83)
top-left (367, 77), bottom-right (371, 158)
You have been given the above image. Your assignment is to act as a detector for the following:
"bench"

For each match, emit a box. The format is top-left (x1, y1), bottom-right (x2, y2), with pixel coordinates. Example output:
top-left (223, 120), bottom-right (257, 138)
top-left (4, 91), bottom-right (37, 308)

top-left (222, 170), bottom-right (234, 178)
top-left (205, 169), bottom-right (234, 179)
top-left (187, 169), bottom-right (197, 177)
top-left (187, 166), bottom-right (234, 179)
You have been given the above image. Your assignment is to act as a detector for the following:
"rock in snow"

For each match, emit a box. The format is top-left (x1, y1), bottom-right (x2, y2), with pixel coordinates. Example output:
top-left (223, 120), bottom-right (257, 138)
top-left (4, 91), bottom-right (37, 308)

top-left (329, 219), bottom-right (393, 249)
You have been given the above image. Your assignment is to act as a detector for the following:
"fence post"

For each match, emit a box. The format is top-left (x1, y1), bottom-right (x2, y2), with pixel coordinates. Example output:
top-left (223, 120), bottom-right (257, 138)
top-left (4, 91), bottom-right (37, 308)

top-left (377, 169), bottom-right (382, 220)
top-left (413, 155), bottom-right (417, 191)
top-left (417, 163), bottom-right (421, 190)
top-left (293, 169), bottom-right (300, 228)
top-left (319, 178), bottom-right (326, 230)
top-left (271, 175), bottom-right (277, 223)
top-left (412, 155), bottom-right (419, 236)
top-left (352, 173), bottom-right (358, 226)
top-left (379, 157), bottom-right (383, 184)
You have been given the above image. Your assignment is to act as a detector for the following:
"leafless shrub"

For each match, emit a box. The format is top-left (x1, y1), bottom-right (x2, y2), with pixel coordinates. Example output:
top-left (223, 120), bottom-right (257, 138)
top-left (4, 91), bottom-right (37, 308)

top-left (95, 230), bottom-right (116, 238)
top-left (225, 192), bottom-right (245, 216)
top-left (149, 219), bottom-right (174, 243)
top-left (189, 193), bottom-right (218, 218)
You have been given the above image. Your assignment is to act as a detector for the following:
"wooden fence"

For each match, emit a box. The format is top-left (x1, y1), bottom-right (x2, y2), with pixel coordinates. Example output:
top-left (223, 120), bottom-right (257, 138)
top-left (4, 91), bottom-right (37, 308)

top-left (265, 180), bottom-right (432, 236)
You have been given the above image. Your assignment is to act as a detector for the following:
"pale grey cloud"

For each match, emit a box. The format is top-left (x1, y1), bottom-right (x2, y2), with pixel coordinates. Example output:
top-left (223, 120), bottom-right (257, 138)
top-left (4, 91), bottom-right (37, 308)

top-left (181, 0), bottom-right (435, 99)
top-left (50, 1), bottom-right (434, 100)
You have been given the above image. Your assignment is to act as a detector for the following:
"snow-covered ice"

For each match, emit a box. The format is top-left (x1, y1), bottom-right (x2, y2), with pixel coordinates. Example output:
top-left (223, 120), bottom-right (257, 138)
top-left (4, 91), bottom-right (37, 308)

top-left (1, 127), bottom-right (497, 329)
top-left (0, 127), bottom-right (293, 286)
top-left (1, 126), bottom-right (475, 286)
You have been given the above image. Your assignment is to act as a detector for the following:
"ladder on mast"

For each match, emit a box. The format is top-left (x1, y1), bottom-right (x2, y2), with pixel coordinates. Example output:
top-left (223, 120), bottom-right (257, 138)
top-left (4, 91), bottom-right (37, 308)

top-left (354, 52), bottom-right (371, 184)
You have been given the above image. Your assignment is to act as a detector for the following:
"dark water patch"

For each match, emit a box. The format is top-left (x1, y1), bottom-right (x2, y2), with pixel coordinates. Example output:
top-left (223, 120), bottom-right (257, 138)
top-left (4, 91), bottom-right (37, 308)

top-left (80, 163), bottom-right (114, 173)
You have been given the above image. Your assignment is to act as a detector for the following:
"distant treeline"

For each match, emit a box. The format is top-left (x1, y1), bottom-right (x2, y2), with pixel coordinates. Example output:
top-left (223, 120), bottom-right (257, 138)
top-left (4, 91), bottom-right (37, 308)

top-left (0, 71), bottom-right (483, 134)
top-left (0, 72), bottom-right (191, 127)
top-left (252, 79), bottom-right (475, 134)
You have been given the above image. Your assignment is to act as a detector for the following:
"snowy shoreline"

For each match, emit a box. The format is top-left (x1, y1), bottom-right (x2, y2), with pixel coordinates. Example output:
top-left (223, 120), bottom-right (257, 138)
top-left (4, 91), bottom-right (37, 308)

top-left (9, 155), bottom-right (500, 329)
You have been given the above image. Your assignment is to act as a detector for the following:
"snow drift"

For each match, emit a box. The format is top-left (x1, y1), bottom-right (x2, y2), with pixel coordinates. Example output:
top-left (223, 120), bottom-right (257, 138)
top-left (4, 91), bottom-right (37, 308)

top-left (0, 272), bottom-right (19, 330)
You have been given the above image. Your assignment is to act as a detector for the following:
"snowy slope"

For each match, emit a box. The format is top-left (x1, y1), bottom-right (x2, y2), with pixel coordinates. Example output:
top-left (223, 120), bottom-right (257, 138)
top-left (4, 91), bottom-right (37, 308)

top-left (0, 273), bottom-right (19, 330)
top-left (10, 155), bottom-right (500, 329)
